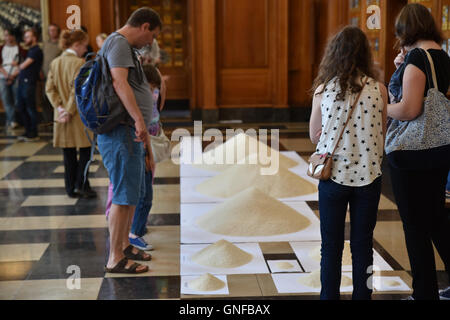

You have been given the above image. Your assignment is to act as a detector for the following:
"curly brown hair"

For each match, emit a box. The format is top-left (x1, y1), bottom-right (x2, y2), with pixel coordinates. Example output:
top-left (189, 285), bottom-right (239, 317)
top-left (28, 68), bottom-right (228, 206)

top-left (312, 26), bottom-right (377, 101)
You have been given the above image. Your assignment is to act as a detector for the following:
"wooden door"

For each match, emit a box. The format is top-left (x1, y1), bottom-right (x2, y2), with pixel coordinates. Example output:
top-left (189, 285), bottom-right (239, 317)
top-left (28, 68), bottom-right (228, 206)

top-left (216, 0), bottom-right (288, 109)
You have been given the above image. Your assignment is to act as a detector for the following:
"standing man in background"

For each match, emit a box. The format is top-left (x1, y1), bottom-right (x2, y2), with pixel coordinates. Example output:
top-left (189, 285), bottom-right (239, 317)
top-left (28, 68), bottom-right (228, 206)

top-left (42, 23), bottom-right (62, 123)
top-left (14, 28), bottom-right (43, 142)
top-left (0, 28), bottom-right (27, 132)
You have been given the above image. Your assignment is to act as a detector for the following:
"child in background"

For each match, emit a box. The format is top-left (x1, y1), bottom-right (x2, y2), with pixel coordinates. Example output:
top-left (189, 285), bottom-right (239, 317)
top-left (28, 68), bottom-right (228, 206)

top-left (105, 64), bottom-right (164, 252)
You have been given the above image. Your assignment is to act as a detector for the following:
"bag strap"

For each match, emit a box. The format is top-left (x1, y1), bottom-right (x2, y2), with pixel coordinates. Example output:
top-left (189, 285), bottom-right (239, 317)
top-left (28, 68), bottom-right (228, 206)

top-left (423, 50), bottom-right (438, 89)
top-left (329, 77), bottom-right (367, 158)
top-left (418, 48), bottom-right (438, 90)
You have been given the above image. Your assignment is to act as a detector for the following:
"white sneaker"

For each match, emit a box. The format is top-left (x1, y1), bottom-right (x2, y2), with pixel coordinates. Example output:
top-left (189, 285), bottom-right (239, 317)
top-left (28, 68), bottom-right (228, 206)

top-left (439, 286), bottom-right (450, 300)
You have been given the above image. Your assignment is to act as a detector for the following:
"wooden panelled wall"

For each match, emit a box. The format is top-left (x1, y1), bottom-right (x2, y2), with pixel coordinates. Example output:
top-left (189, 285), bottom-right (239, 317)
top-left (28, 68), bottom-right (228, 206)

top-left (45, 0), bottom-right (410, 122)
top-left (47, 0), bottom-right (115, 52)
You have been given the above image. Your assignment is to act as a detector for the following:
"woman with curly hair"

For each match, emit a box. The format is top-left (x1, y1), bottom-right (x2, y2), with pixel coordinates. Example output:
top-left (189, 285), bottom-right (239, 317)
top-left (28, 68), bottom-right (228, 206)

top-left (309, 26), bottom-right (388, 300)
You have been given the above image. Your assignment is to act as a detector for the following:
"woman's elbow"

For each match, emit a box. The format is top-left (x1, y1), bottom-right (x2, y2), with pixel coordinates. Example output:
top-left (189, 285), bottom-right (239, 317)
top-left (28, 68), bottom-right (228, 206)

top-left (389, 101), bottom-right (423, 121)
top-left (401, 105), bottom-right (423, 121)
top-left (309, 130), bottom-right (320, 145)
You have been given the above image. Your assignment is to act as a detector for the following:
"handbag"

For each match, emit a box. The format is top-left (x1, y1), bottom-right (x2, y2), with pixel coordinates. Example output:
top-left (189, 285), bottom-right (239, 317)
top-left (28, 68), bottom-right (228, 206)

top-left (150, 121), bottom-right (171, 163)
top-left (307, 79), bottom-right (367, 180)
top-left (385, 49), bottom-right (450, 154)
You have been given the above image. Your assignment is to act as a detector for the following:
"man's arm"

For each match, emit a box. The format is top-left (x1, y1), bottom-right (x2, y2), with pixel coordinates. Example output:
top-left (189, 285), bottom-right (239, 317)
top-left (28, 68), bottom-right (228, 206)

top-left (13, 57), bottom-right (34, 71)
top-left (110, 67), bottom-right (147, 142)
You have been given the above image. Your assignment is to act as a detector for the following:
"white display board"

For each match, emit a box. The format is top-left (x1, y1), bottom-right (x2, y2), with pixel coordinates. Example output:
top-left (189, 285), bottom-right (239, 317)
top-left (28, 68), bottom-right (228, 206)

top-left (180, 242), bottom-right (269, 276)
top-left (271, 272), bottom-right (354, 294)
top-left (180, 201), bottom-right (321, 243)
top-left (373, 276), bottom-right (411, 292)
top-left (289, 241), bottom-right (394, 272)
top-left (180, 176), bottom-right (318, 203)
top-left (180, 151), bottom-right (313, 178)
top-left (267, 260), bottom-right (303, 273)
top-left (180, 275), bottom-right (229, 295)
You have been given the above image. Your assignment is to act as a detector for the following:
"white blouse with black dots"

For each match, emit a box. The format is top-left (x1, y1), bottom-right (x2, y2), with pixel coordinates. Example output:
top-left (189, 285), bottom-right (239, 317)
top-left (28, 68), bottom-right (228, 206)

top-left (316, 77), bottom-right (384, 187)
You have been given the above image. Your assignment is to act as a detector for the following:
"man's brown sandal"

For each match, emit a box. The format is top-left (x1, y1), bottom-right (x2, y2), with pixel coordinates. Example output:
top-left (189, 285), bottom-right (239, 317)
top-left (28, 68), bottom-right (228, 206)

top-left (104, 257), bottom-right (149, 274)
top-left (124, 245), bottom-right (152, 261)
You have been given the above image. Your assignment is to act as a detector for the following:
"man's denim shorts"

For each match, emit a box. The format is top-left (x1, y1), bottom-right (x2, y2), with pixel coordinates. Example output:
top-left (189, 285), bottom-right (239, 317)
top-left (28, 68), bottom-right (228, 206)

top-left (97, 125), bottom-right (145, 206)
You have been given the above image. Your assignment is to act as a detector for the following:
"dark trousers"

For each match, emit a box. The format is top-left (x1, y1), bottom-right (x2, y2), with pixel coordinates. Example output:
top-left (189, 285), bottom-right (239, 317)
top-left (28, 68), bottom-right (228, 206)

top-left (389, 165), bottom-right (450, 300)
top-left (16, 80), bottom-right (38, 137)
top-left (318, 177), bottom-right (382, 300)
top-left (63, 147), bottom-right (91, 195)
top-left (41, 79), bottom-right (54, 124)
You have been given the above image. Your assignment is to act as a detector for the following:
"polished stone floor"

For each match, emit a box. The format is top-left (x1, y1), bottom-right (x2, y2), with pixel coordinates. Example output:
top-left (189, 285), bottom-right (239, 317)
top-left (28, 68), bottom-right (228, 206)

top-left (0, 118), bottom-right (447, 300)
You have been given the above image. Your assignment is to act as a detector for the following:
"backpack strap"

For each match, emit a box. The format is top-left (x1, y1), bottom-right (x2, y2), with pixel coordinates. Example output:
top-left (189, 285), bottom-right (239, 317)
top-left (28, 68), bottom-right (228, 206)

top-left (82, 128), bottom-right (97, 187)
top-left (102, 32), bottom-right (143, 83)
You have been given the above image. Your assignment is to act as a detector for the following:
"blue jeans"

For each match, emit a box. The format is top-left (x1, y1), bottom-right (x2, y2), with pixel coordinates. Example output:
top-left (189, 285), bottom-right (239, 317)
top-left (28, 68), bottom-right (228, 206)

top-left (131, 169), bottom-right (153, 237)
top-left (16, 80), bottom-right (38, 137)
top-left (318, 177), bottom-right (382, 300)
top-left (0, 77), bottom-right (18, 125)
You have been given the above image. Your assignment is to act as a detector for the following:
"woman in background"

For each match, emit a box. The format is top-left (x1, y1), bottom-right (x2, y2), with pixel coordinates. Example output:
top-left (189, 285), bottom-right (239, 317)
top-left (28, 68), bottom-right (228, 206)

top-left (46, 29), bottom-right (96, 199)
top-left (386, 3), bottom-right (450, 300)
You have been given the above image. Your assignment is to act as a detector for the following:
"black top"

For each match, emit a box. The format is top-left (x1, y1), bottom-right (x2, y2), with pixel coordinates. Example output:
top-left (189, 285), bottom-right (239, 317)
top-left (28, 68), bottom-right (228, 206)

top-left (404, 48), bottom-right (450, 96)
top-left (19, 45), bottom-right (43, 84)
top-left (387, 48), bottom-right (450, 171)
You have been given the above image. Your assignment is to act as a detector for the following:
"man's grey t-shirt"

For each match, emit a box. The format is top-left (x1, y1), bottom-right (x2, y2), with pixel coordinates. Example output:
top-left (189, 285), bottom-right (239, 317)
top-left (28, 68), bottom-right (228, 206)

top-left (101, 32), bottom-right (152, 128)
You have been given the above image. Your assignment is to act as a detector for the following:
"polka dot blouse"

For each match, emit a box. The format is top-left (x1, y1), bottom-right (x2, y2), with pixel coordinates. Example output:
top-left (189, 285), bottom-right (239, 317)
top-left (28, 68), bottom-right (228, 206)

top-left (316, 77), bottom-right (384, 187)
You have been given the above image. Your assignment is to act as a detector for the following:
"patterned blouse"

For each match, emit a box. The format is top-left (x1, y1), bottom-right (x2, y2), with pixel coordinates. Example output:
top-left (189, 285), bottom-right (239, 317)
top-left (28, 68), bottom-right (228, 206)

top-left (316, 77), bottom-right (384, 187)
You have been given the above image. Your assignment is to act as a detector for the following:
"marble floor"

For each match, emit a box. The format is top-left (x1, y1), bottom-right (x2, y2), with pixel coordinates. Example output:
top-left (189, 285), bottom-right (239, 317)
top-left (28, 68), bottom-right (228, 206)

top-left (0, 119), bottom-right (447, 300)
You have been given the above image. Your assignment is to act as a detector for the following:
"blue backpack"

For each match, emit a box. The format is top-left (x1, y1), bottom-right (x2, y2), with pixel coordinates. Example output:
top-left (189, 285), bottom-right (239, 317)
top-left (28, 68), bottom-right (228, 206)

top-left (75, 33), bottom-right (140, 134)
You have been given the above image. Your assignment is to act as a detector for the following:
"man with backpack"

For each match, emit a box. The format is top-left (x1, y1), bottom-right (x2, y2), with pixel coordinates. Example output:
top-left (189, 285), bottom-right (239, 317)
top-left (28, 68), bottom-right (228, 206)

top-left (96, 8), bottom-right (162, 274)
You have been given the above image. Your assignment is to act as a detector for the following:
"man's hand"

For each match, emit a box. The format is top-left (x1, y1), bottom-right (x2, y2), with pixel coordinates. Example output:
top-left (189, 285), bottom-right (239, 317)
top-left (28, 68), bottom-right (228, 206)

top-left (0, 69), bottom-right (8, 78)
top-left (134, 119), bottom-right (147, 142)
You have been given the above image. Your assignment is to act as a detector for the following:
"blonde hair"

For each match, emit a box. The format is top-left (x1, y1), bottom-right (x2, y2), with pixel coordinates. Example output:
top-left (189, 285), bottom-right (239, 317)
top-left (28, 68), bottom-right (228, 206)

top-left (97, 33), bottom-right (107, 40)
top-left (59, 29), bottom-right (88, 50)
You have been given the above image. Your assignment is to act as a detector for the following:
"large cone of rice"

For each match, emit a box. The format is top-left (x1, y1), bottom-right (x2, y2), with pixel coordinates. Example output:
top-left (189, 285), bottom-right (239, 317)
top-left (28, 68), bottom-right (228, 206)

top-left (197, 133), bottom-right (298, 171)
top-left (188, 273), bottom-right (226, 292)
top-left (196, 187), bottom-right (311, 236)
top-left (191, 240), bottom-right (253, 268)
top-left (195, 164), bottom-right (317, 199)
top-left (297, 269), bottom-right (353, 288)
